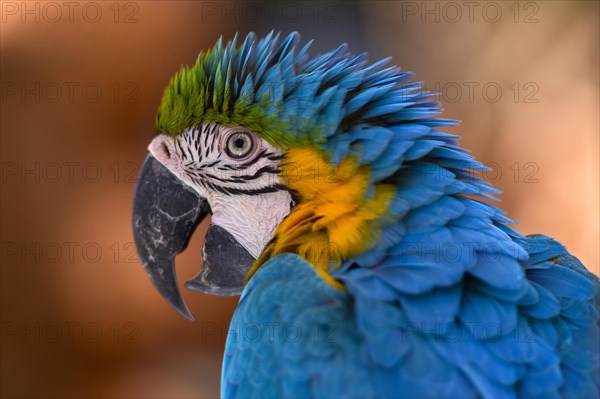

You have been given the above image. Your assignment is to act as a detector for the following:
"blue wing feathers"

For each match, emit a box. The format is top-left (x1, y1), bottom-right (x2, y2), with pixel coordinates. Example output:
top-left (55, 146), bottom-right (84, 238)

top-left (224, 233), bottom-right (599, 398)
top-left (400, 283), bottom-right (462, 326)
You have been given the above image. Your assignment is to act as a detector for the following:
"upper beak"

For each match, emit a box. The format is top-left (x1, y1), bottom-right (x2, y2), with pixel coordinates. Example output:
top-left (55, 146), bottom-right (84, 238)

top-left (132, 154), bottom-right (255, 320)
top-left (132, 155), bottom-right (208, 320)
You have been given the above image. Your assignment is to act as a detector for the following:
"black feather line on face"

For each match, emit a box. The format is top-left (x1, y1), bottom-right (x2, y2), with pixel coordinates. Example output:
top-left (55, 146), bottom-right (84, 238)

top-left (203, 160), bottom-right (221, 168)
top-left (197, 124), bottom-right (214, 159)
top-left (202, 173), bottom-right (235, 183)
top-left (237, 149), bottom-right (268, 168)
top-left (204, 141), bottom-right (211, 158)
top-left (191, 173), bottom-right (285, 196)
top-left (194, 126), bottom-right (202, 153)
top-left (203, 124), bottom-right (211, 148)
top-left (184, 136), bottom-right (194, 161)
top-left (230, 150), bottom-right (279, 172)
top-left (176, 139), bottom-right (185, 158)
top-left (231, 165), bottom-right (279, 181)
top-left (190, 175), bottom-right (207, 190)
top-left (201, 165), bottom-right (278, 184)
top-left (214, 183), bottom-right (287, 196)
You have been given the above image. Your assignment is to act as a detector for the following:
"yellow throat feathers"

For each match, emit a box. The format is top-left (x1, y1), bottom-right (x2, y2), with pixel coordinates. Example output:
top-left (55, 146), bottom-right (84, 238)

top-left (247, 147), bottom-right (395, 290)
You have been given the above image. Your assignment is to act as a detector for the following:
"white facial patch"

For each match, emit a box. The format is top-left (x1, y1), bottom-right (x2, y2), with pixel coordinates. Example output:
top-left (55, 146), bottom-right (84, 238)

top-left (149, 124), bottom-right (293, 258)
top-left (208, 190), bottom-right (291, 258)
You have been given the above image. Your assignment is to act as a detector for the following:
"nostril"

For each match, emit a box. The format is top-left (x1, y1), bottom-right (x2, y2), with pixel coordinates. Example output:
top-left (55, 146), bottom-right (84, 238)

top-left (148, 135), bottom-right (175, 165)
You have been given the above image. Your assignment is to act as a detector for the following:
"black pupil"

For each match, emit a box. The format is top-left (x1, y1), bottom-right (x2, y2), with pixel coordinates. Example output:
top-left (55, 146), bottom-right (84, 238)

top-left (235, 137), bottom-right (246, 148)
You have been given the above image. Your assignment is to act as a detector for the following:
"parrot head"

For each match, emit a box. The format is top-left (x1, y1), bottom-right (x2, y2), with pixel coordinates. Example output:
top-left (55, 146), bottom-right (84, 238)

top-left (133, 31), bottom-right (457, 320)
top-left (133, 122), bottom-right (292, 320)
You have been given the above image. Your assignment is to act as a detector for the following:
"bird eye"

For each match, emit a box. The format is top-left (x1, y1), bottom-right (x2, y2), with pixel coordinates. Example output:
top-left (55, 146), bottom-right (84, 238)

top-left (226, 132), bottom-right (254, 159)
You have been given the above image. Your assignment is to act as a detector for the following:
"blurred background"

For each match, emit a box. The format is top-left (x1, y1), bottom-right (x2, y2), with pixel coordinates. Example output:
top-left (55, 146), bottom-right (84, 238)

top-left (1, 1), bottom-right (598, 397)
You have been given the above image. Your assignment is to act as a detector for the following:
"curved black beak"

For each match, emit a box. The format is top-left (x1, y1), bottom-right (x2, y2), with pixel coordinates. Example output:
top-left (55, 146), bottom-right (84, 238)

top-left (185, 224), bottom-right (256, 295)
top-left (133, 153), bottom-right (256, 320)
top-left (132, 155), bottom-right (209, 320)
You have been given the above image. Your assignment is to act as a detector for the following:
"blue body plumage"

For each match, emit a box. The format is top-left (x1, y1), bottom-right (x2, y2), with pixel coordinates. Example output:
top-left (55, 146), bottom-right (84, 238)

top-left (224, 235), bottom-right (599, 398)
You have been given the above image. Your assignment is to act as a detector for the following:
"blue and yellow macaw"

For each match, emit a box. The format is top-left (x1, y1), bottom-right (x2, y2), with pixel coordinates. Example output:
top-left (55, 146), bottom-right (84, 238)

top-left (132, 32), bottom-right (600, 398)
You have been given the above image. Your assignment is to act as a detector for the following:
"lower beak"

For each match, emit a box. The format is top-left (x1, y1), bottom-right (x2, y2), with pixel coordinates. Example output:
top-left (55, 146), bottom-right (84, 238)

top-left (132, 155), bottom-right (255, 321)
top-left (185, 224), bottom-right (256, 295)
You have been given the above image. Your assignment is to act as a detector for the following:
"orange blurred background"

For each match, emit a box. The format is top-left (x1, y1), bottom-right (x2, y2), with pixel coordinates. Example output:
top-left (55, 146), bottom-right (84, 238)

top-left (1, 1), bottom-right (598, 398)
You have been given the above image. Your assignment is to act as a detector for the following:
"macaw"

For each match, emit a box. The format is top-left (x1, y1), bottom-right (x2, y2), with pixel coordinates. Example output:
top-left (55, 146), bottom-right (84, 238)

top-left (132, 32), bottom-right (599, 398)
